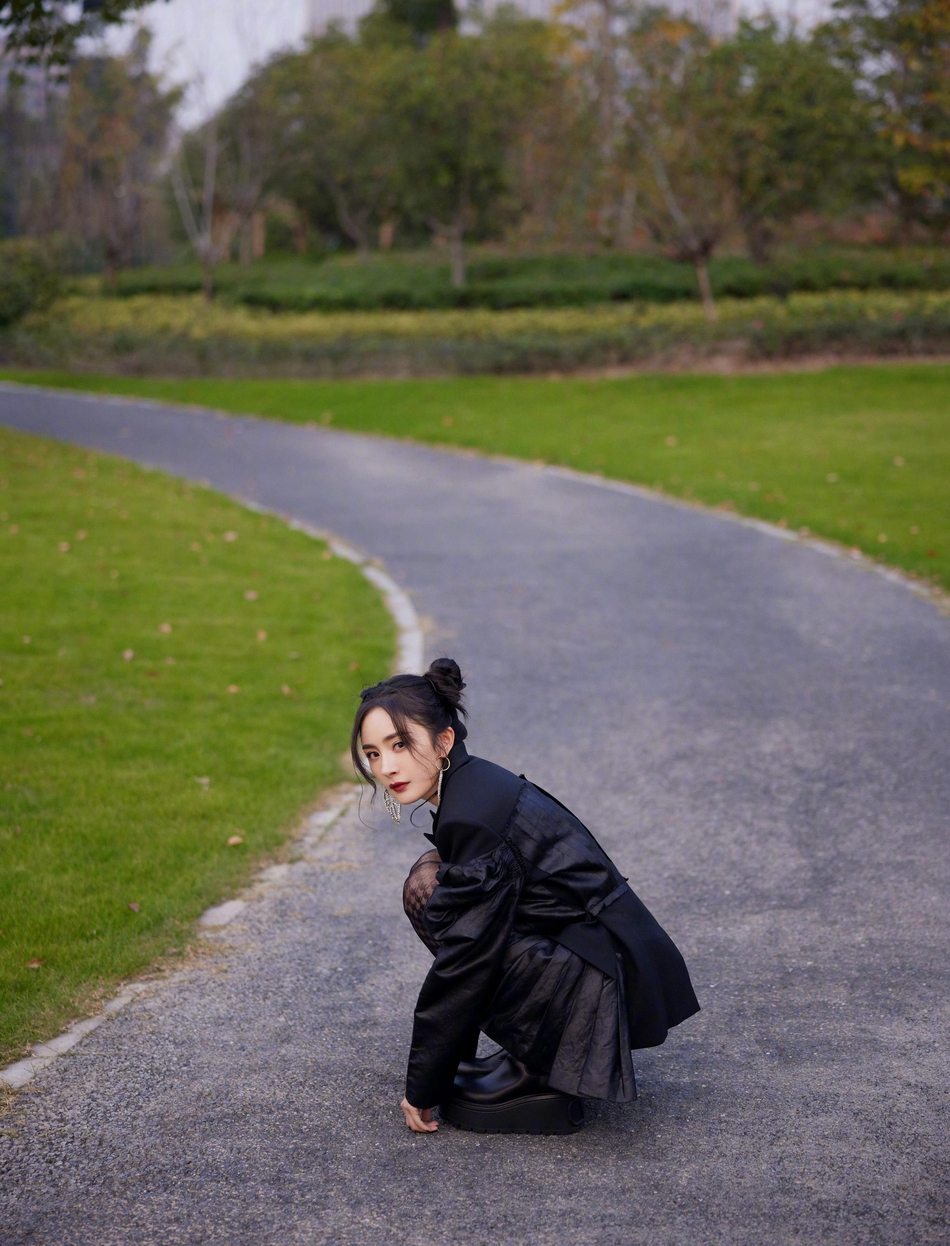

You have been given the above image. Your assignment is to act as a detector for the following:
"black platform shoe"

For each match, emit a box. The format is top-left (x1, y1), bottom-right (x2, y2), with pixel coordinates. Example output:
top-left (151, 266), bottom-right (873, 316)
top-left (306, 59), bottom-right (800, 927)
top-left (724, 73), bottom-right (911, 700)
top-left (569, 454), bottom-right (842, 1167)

top-left (441, 1055), bottom-right (585, 1135)
top-left (456, 1048), bottom-right (508, 1078)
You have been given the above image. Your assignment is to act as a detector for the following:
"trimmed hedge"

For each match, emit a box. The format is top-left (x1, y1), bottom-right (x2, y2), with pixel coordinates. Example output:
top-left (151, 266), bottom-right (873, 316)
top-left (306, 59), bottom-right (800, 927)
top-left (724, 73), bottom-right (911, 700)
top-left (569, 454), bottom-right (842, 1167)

top-left (5, 290), bottom-right (950, 377)
top-left (110, 249), bottom-right (950, 313)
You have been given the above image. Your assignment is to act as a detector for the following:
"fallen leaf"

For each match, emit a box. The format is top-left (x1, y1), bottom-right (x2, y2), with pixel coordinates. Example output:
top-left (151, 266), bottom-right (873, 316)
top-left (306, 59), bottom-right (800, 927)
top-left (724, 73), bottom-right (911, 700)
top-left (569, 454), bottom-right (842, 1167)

top-left (122, 649), bottom-right (134, 661)
top-left (195, 776), bottom-right (210, 789)
top-left (26, 959), bottom-right (44, 969)
top-left (223, 531), bottom-right (237, 543)
top-left (321, 550), bottom-right (333, 560)
top-left (257, 629), bottom-right (267, 641)
top-left (59, 541), bottom-right (70, 552)
top-left (10, 524), bottom-right (18, 534)
top-left (244, 590), bottom-right (259, 601)
top-left (281, 684), bottom-right (293, 696)
top-left (127, 902), bottom-right (140, 913)
top-left (893, 456), bottom-right (905, 467)
top-left (22, 636), bottom-right (30, 644)
top-left (349, 662), bottom-right (360, 671)
top-left (76, 530), bottom-right (87, 540)
top-left (159, 622), bottom-right (172, 634)
top-left (227, 834), bottom-right (244, 847)
top-left (227, 684), bottom-right (240, 694)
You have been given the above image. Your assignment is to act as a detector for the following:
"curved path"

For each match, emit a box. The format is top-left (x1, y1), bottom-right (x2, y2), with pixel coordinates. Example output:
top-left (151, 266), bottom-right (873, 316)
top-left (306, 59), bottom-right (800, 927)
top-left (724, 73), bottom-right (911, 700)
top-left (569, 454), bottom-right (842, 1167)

top-left (1, 384), bottom-right (949, 1245)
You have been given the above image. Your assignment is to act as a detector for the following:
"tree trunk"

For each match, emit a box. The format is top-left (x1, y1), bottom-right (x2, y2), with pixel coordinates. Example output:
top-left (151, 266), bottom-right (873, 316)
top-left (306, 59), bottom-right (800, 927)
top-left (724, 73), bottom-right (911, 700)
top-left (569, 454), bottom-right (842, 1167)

top-left (694, 256), bottom-right (717, 323)
top-left (742, 214), bottom-right (774, 265)
top-left (449, 218), bottom-right (466, 290)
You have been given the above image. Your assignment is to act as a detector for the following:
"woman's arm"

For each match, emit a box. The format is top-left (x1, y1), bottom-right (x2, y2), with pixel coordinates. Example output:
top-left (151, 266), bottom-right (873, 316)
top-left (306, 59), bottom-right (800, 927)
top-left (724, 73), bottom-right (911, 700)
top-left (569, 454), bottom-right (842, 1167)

top-left (404, 835), bottom-right (523, 1112)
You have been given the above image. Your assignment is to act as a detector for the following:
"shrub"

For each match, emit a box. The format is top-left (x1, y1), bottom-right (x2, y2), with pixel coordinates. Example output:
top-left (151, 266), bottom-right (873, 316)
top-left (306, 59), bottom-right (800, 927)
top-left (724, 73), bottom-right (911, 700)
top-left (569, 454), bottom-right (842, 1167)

top-left (6, 289), bottom-right (950, 376)
top-left (0, 238), bottom-right (61, 328)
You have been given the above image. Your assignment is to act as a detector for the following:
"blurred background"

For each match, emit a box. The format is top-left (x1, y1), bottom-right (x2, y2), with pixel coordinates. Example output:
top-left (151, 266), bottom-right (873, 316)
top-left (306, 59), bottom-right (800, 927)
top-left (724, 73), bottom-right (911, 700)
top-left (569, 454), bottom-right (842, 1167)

top-left (1, 0), bottom-right (949, 360)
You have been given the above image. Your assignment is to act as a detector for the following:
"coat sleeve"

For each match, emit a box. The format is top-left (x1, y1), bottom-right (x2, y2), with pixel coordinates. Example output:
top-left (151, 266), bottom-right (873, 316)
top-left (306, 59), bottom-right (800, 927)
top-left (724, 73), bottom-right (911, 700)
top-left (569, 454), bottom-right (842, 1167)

top-left (405, 836), bottom-right (523, 1109)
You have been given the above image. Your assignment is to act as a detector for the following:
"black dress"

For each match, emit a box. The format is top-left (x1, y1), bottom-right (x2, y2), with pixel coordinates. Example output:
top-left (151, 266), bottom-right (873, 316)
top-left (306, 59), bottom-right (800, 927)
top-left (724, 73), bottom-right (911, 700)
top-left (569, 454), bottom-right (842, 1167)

top-left (405, 741), bottom-right (700, 1110)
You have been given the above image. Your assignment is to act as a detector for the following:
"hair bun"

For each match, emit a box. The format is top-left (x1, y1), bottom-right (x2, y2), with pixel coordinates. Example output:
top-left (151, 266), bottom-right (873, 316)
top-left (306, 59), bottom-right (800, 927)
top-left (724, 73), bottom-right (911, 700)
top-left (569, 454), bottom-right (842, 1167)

top-left (424, 657), bottom-right (466, 710)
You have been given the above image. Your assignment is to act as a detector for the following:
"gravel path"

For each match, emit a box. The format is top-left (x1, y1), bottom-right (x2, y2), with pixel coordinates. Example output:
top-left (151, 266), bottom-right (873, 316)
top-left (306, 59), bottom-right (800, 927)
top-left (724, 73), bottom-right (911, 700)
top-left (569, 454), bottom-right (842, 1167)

top-left (1, 383), bottom-right (949, 1245)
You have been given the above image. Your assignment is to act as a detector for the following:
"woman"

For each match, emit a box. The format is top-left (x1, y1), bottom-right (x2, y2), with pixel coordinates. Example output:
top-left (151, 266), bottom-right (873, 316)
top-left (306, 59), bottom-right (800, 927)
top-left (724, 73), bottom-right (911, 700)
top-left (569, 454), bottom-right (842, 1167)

top-left (353, 658), bottom-right (699, 1135)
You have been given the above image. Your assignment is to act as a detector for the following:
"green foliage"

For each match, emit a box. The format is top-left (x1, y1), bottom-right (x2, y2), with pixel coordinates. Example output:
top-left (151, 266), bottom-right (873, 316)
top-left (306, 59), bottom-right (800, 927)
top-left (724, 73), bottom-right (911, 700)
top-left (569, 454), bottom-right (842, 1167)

top-left (388, 15), bottom-right (559, 286)
top-left (0, 237), bottom-right (59, 327)
top-left (0, 429), bottom-right (393, 1061)
top-left (8, 287), bottom-right (950, 377)
top-left (261, 36), bottom-right (404, 256)
top-left (98, 249), bottom-right (950, 309)
top-left (5, 366), bottom-right (946, 595)
top-left (708, 19), bottom-right (877, 261)
top-left (0, 0), bottom-right (164, 68)
top-left (827, 0), bottom-right (950, 232)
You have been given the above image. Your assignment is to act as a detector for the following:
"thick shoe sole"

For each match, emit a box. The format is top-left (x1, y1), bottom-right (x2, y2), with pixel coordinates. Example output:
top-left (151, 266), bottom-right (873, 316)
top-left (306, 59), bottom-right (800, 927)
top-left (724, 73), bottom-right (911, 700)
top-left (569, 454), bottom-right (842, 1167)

top-left (440, 1092), bottom-right (585, 1135)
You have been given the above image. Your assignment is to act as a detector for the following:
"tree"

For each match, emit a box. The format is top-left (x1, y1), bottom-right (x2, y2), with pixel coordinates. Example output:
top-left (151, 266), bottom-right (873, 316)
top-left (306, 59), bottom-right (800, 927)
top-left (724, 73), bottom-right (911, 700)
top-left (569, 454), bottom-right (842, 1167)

top-left (171, 118), bottom-right (237, 302)
top-left (264, 35), bottom-right (402, 258)
top-left (710, 19), bottom-right (877, 262)
top-left (622, 14), bottom-right (735, 319)
top-left (57, 28), bottom-right (180, 281)
top-left (828, 0), bottom-right (950, 234)
top-left (0, 0), bottom-right (165, 69)
top-left (389, 12), bottom-right (557, 287)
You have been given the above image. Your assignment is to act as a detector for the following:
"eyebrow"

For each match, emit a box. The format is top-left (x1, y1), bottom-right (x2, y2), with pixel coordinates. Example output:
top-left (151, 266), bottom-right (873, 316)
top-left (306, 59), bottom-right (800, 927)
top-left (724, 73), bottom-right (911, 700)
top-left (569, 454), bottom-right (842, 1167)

top-left (362, 731), bottom-right (402, 750)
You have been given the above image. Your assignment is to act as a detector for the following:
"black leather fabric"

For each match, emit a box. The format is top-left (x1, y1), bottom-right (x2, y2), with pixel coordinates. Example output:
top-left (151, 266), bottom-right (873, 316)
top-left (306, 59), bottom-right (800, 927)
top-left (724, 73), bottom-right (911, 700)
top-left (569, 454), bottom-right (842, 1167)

top-left (404, 744), bottom-right (699, 1110)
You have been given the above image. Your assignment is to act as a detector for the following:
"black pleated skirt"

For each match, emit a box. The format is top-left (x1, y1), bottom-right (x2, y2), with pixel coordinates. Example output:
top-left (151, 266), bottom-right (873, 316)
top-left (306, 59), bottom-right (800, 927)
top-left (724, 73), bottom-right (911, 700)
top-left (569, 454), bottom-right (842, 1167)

top-left (480, 932), bottom-right (636, 1103)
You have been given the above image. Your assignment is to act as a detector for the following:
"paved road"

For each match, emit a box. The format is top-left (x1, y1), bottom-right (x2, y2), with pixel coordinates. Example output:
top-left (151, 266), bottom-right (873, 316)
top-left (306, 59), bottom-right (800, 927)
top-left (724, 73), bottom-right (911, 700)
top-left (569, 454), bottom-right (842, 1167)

top-left (1, 384), bottom-right (949, 1245)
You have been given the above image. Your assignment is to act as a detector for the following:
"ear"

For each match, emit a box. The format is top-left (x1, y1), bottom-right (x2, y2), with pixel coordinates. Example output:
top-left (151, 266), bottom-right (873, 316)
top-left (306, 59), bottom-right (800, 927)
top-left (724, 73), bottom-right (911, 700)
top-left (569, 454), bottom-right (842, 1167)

top-left (437, 725), bottom-right (455, 758)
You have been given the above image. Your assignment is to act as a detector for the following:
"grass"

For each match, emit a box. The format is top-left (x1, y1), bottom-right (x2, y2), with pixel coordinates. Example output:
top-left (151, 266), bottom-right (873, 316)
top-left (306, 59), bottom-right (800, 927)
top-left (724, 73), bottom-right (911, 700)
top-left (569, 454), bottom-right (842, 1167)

top-left (1, 364), bottom-right (947, 595)
top-left (0, 428), bottom-right (393, 1065)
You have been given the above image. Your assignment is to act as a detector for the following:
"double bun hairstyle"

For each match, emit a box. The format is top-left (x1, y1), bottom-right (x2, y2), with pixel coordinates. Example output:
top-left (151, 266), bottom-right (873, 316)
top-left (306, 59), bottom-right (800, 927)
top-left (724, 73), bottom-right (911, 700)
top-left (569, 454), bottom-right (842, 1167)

top-left (351, 657), bottom-right (467, 790)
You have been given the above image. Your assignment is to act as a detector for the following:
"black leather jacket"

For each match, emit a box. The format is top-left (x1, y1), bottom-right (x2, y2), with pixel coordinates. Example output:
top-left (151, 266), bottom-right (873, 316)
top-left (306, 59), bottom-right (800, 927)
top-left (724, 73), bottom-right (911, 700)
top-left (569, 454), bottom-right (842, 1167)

top-left (405, 742), bottom-right (699, 1108)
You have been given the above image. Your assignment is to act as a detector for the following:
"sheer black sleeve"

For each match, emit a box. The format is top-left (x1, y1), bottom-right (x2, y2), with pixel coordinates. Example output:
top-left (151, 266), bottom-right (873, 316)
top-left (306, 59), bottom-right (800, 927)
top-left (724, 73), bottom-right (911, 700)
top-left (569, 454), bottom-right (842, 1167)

top-left (404, 836), bottom-right (523, 1109)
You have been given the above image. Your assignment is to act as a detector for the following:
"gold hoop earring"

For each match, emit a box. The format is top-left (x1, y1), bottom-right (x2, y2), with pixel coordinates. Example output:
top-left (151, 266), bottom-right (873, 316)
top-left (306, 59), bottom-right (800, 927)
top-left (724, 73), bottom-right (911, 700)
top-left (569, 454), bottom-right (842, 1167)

top-left (437, 755), bottom-right (450, 803)
top-left (383, 788), bottom-right (401, 823)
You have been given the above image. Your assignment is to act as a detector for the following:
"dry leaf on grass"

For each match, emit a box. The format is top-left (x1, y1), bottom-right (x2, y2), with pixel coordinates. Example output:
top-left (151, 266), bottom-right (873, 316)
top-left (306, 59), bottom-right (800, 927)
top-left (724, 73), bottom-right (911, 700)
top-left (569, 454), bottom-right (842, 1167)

top-left (227, 835), bottom-right (244, 847)
top-left (127, 902), bottom-right (140, 913)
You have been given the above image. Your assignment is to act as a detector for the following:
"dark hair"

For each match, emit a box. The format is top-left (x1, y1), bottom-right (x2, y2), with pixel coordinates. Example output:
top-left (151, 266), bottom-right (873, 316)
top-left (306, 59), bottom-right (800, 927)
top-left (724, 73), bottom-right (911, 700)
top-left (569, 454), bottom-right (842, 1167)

top-left (351, 657), bottom-right (467, 789)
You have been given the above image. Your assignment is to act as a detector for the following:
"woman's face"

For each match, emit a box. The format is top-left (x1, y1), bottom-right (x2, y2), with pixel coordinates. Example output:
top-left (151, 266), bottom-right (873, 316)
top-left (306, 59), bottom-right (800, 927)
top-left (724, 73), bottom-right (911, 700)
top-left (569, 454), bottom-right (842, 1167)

top-left (360, 707), bottom-right (454, 806)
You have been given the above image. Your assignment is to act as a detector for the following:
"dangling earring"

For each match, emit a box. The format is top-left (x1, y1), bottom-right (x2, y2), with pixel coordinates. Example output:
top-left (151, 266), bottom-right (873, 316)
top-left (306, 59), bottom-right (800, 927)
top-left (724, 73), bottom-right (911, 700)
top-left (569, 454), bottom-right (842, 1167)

top-left (437, 755), bottom-right (450, 803)
top-left (383, 787), bottom-right (401, 823)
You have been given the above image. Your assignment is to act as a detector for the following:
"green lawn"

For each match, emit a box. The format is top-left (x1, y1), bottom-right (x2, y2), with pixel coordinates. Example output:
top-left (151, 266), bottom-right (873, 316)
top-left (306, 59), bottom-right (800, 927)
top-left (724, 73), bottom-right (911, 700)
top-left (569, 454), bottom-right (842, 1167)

top-left (0, 428), bottom-right (393, 1065)
top-left (2, 364), bottom-right (947, 592)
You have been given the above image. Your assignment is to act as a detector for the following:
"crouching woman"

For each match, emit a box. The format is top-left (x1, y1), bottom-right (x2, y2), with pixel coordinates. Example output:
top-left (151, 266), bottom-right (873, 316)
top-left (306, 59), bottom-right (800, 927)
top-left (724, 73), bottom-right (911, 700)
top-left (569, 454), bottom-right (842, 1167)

top-left (353, 658), bottom-right (700, 1135)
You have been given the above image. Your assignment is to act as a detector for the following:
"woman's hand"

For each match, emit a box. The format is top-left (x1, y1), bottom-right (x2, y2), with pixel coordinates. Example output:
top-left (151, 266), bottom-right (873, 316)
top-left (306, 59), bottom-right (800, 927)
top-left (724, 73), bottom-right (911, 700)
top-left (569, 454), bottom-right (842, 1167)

top-left (401, 1097), bottom-right (438, 1133)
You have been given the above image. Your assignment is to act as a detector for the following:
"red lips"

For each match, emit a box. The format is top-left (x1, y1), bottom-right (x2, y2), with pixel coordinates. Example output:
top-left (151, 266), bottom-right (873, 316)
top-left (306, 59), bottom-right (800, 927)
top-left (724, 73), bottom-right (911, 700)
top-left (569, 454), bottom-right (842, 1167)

top-left (390, 781), bottom-right (409, 793)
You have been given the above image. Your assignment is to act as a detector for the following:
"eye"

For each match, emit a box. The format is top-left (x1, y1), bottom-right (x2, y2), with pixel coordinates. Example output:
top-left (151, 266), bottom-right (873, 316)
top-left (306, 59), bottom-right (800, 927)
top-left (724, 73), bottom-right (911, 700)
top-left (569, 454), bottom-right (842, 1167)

top-left (393, 739), bottom-right (406, 750)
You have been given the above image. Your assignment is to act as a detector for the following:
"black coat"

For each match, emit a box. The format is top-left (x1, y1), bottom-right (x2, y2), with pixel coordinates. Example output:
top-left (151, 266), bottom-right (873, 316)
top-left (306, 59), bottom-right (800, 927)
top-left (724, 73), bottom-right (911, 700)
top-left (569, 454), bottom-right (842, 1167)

top-left (405, 742), bottom-right (700, 1109)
